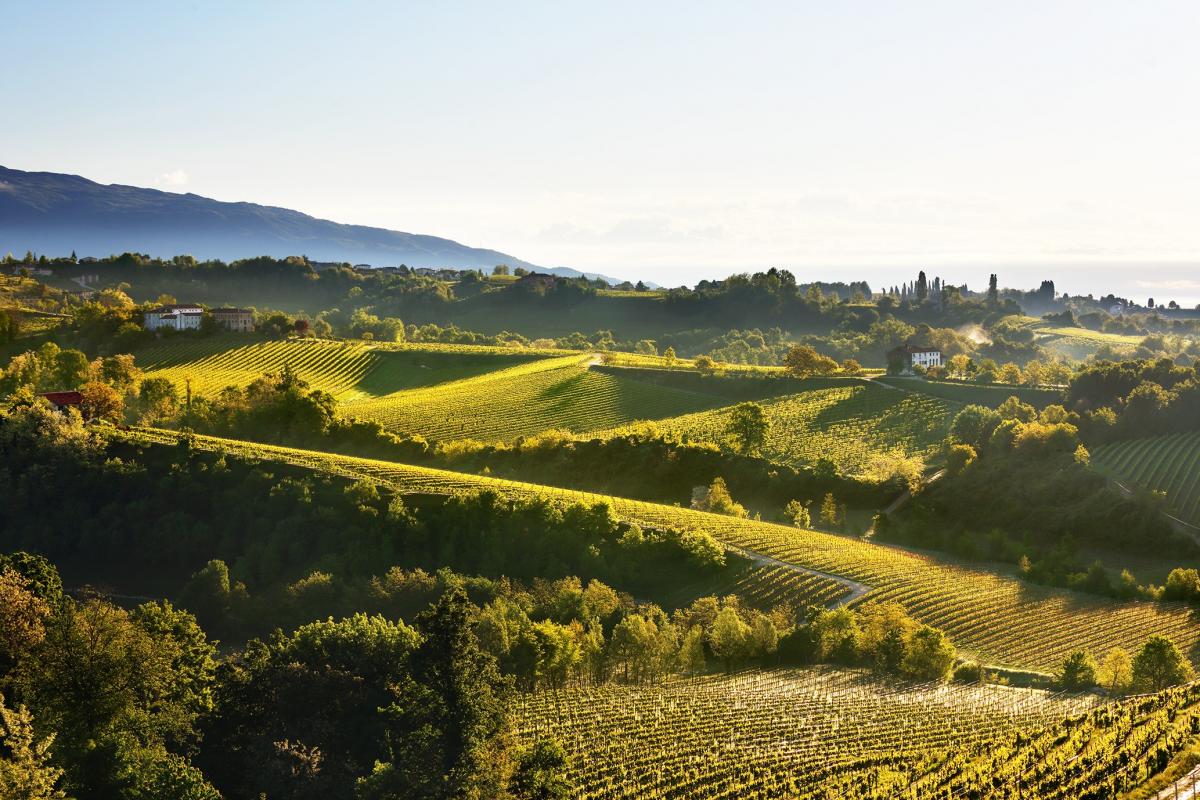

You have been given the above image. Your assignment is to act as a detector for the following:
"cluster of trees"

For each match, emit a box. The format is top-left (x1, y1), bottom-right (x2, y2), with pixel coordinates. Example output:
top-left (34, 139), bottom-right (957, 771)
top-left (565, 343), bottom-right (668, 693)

top-left (1066, 358), bottom-right (1200, 440)
top-left (1, 342), bottom-right (142, 421)
top-left (430, 427), bottom-right (895, 516)
top-left (1054, 636), bottom-right (1194, 694)
top-left (933, 353), bottom-right (1073, 387)
top-left (0, 552), bottom-right (569, 800)
top-left (881, 396), bottom-right (1195, 600)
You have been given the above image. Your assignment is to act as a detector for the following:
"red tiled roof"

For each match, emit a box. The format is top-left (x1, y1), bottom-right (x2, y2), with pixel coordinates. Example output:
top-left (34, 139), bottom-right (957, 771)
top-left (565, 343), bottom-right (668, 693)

top-left (40, 391), bottom-right (83, 406)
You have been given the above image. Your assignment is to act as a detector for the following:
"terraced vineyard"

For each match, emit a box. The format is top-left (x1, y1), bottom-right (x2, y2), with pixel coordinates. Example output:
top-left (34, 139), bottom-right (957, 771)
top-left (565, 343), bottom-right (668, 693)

top-left (515, 667), bottom-right (1102, 799)
top-left (119, 428), bottom-right (1200, 673)
top-left (343, 355), bottom-right (736, 441)
top-left (1092, 431), bottom-right (1200, 525)
top-left (136, 337), bottom-right (553, 400)
top-left (597, 381), bottom-right (953, 473)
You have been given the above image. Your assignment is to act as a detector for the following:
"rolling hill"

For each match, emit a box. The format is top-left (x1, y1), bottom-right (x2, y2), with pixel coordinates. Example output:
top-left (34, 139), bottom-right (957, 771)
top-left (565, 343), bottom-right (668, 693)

top-left (117, 427), bottom-right (1200, 674)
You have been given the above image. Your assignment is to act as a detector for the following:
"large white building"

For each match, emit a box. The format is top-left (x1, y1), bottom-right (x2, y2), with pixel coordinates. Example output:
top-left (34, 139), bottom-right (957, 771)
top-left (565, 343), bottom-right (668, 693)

top-left (889, 345), bottom-right (943, 374)
top-left (144, 304), bottom-right (204, 331)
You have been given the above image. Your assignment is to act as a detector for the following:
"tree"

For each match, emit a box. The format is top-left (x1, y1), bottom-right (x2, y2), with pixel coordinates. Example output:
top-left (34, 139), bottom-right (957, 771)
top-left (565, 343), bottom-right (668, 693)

top-left (782, 345), bottom-right (838, 378)
top-left (945, 444), bottom-right (976, 476)
top-left (916, 271), bottom-right (928, 302)
top-left (949, 405), bottom-right (1001, 450)
top-left (693, 355), bottom-right (717, 374)
top-left (987, 274), bottom-right (999, 306)
top-left (948, 354), bottom-right (971, 378)
top-left (1132, 635), bottom-right (1194, 692)
top-left (902, 626), bottom-right (956, 681)
top-left (137, 377), bottom-right (179, 423)
top-left (662, 347), bottom-right (678, 368)
top-left (52, 349), bottom-right (90, 391)
top-left (0, 696), bottom-right (65, 800)
top-left (79, 381), bottom-right (124, 422)
top-left (708, 607), bottom-right (750, 673)
top-left (1056, 650), bottom-right (1098, 691)
top-left (358, 589), bottom-right (513, 800)
top-left (784, 500), bottom-right (811, 528)
top-left (492, 265), bottom-right (510, 276)
top-left (0, 569), bottom-right (51, 672)
top-left (726, 402), bottom-right (767, 455)
top-left (1098, 647), bottom-right (1133, 695)
top-left (202, 613), bottom-right (419, 800)
top-left (510, 738), bottom-right (572, 800)
top-left (819, 493), bottom-right (840, 527)
top-left (691, 477), bottom-right (747, 518)
top-left (15, 598), bottom-right (212, 797)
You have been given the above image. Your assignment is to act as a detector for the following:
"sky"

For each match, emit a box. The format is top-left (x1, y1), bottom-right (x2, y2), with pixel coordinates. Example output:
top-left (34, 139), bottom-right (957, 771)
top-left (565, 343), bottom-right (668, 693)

top-left (4, 1), bottom-right (1200, 301)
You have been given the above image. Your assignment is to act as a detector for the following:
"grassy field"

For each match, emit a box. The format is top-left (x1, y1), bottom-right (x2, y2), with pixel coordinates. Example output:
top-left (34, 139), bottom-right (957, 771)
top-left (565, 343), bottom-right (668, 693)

top-left (596, 380), bottom-right (953, 474)
top-left (119, 428), bottom-right (1200, 673)
top-left (516, 666), bottom-right (1100, 799)
top-left (1092, 431), bottom-right (1200, 525)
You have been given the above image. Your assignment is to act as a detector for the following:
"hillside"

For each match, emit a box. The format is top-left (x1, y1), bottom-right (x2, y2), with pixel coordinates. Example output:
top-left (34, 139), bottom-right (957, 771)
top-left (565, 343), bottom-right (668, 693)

top-left (120, 427), bottom-right (1200, 673)
top-left (0, 165), bottom-right (549, 271)
top-left (1093, 431), bottom-right (1200, 525)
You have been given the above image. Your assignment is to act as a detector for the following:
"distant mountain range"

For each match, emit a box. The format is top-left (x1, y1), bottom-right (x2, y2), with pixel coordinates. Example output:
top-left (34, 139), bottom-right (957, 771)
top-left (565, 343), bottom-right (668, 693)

top-left (0, 165), bottom-right (623, 283)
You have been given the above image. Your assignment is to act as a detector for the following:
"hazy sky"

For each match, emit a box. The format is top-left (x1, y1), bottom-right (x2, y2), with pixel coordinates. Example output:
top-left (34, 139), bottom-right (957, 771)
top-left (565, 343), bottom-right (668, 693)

top-left (5, 1), bottom-right (1200, 300)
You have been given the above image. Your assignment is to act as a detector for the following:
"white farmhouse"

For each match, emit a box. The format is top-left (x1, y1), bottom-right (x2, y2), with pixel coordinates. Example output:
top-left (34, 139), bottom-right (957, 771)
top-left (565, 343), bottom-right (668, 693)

top-left (144, 304), bottom-right (204, 331)
top-left (889, 345), bottom-right (943, 374)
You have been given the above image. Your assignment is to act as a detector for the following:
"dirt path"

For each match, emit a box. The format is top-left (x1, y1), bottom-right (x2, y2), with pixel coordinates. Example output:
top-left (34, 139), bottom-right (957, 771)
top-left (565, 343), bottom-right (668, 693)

top-left (721, 542), bottom-right (871, 608)
top-left (1156, 764), bottom-right (1200, 800)
top-left (1109, 478), bottom-right (1200, 546)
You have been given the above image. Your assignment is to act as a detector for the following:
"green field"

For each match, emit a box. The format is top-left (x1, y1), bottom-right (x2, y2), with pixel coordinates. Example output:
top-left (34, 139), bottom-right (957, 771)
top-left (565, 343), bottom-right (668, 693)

top-left (342, 355), bottom-right (739, 441)
top-left (1035, 325), bottom-right (1144, 360)
top-left (137, 336), bottom-right (557, 400)
top-left (598, 380), bottom-right (954, 473)
top-left (517, 667), bottom-right (1100, 799)
top-left (120, 428), bottom-right (1200, 673)
top-left (1092, 431), bottom-right (1200, 525)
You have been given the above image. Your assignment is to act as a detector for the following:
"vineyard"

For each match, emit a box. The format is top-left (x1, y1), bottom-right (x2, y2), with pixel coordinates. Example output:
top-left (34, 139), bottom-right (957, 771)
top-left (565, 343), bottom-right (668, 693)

top-left (342, 355), bottom-right (738, 441)
top-left (875, 376), bottom-right (1065, 409)
top-left (136, 336), bottom-right (555, 400)
top-left (1092, 431), bottom-right (1200, 525)
top-left (118, 428), bottom-right (1200, 673)
top-left (597, 382), bottom-right (954, 474)
top-left (1035, 325), bottom-right (1144, 360)
top-left (515, 666), bottom-right (1103, 799)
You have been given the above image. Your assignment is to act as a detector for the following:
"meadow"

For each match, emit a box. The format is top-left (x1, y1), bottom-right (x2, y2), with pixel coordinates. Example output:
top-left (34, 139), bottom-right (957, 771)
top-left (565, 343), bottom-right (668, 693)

top-left (119, 427), bottom-right (1200, 674)
top-left (1093, 431), bottom-right (1200, 526)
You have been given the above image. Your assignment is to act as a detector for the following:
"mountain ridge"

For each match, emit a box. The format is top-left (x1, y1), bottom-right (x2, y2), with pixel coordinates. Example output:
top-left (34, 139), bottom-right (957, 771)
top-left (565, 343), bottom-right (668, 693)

top-left (0, 165), bottom-right (624, 283)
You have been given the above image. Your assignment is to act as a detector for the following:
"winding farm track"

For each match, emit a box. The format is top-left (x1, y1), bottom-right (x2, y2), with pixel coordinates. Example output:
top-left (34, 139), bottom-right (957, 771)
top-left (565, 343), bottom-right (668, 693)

top-left (721, 542), bottom-right (870, 607)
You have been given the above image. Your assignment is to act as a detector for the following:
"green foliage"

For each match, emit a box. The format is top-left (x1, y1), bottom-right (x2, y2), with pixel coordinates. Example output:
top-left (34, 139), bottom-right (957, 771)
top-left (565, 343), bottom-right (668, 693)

top-left (724, 401), bottom-right (767, 456)
top-left (201, 613), bottom-right (420, 800)
top-left (357, 589), bottom-right (512, 800)
top-left (510, 738), bottom-right (573, 800)
top-left (1056, 650), bottom-right (1098, 691)
top-left (1132, 635), bottom-right (1194, 692)
top-left (0, 696), bottom-right (65, 800)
